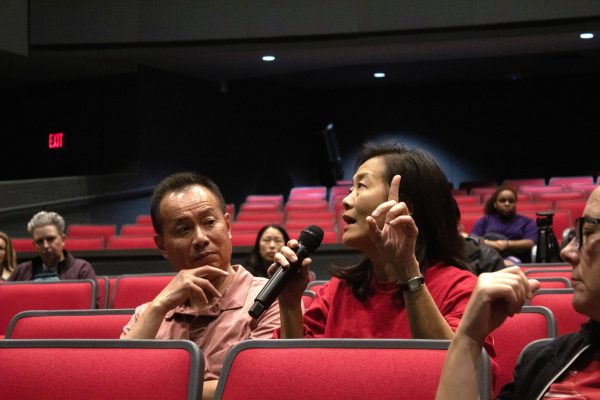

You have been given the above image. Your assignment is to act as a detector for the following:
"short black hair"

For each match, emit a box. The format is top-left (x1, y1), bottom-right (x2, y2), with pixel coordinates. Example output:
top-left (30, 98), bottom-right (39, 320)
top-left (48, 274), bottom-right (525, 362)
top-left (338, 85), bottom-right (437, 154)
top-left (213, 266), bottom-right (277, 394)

top-left (150, 171), bottom-right (226, 234)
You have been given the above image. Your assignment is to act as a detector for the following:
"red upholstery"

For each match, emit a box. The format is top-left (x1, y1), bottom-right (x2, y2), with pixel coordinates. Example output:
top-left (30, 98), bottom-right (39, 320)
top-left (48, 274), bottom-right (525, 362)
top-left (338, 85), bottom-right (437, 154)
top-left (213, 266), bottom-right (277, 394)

top-left (502, 178), bottom-right (546, 190)
top-left (106, 235), bottom-right (157, 250)
top-left (492, 306), bottom-right (556, 395)
top-left (470, 187), bottom-right (497, 197)
top-left (235, 211), bottom-right (283, 223)
top-left (566, 183), bottom-right (599, 197)
top-left (460, 213), bottom-right (482, 234)
top-left (524, 268), bottom-right (572, 281)
top-left (516, 201), bottom-right (552, 213)
top-left (537, 191), bottom-right (584, 205)
top-left (285, 200), bottom-right (329, 212)
top-left (521, 210), bottom-right (571, 241)
top-left (64, 236), bottom-right (104, 251)
top-left (231, 221), bottom-right (269, 234)
top-left (135, 214), bottom-right (152, 225)
top-left (453, 194), bottom-right (481, 204)
top-left (285, 210), bottom-right (335, 221)
top-left (240, 202), bottom-right (280, 212)
top-left (548, 176), bottom-right (594, 188)
top-left (285, 219), bottom-right (336, 231)
top-left (459, 204), bottom-right (486, 214)
top-left (528, 289), bottom-right (589, 335)
top-left (66, 224), bottom-right (116, 243)
top-left (518, 263), bottom-right (570, 272)
top-left (110, 273), bottom-right (175, 309)
top-left (519, 185), bottom-right (564, 195)
top-left (120, 224), bottom-right (156, 236)
top-left (5, 309), bottom-right (134, 339)
top-left (0, 280), bottom-right (97, 336)
top-left (554, 200), bottom-right (587, 223)
top-left (535, 277), bottom-right (572, 288)
top-left (231, 233), bottom-right (259, 247)
top-left (11, 237), bottom-right (34, 252)
top-left (289, 186), bottom-right (327, 201)
top-left (245, 194), bottom-right (284, 206)
top-left (0, 339), bottom-right (201, 400)
top-left (215, 339), bottom-right (491, 400)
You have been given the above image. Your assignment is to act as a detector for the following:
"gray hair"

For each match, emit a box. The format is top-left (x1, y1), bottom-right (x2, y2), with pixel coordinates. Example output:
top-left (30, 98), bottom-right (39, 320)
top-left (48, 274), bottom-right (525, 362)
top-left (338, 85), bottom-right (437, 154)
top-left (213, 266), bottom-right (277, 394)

top-left (27, 211), bottom-right (66, 235)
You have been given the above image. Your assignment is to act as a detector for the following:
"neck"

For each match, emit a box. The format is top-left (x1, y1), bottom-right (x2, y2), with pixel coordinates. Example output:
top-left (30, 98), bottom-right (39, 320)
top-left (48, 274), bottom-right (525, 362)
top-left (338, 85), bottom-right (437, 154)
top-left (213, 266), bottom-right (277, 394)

top-left (369, 253), bottom-right (397, 283)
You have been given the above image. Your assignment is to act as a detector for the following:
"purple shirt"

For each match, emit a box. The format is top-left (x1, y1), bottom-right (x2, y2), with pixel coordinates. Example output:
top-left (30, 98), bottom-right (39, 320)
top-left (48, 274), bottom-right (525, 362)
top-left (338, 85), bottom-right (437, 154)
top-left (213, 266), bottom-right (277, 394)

top-left (471, 213), bottom-right (538, 241)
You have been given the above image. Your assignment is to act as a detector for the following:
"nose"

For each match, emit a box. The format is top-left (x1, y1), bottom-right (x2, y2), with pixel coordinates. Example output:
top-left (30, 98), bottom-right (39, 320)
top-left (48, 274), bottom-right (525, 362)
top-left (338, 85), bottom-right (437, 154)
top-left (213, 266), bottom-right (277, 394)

top-left (559, 238), bottom-right (578, 267)
top-left (342, 191), bottom-right (353, 211)
top-left (192, 226), bottom-right (209, 249)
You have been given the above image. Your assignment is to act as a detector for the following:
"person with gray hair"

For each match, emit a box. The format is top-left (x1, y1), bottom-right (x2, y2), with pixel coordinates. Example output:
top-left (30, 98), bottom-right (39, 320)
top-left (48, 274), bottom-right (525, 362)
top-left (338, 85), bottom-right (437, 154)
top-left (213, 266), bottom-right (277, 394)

top-left (8, 210), bottom-right (96, 282)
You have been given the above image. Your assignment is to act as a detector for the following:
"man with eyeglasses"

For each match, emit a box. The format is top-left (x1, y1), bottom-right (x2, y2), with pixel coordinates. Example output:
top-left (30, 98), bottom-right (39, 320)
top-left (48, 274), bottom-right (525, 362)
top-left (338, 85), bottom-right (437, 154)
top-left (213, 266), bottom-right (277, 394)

top-left (8, 211), bottom-right (96, 282)
top-left (437, 186), bottom-right (600, 399)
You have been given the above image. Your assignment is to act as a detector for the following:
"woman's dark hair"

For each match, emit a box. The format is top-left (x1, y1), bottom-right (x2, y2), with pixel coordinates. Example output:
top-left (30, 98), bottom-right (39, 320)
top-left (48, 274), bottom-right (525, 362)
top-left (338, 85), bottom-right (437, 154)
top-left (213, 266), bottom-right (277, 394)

top-left (329, 141), bottom-right (467, 301)
top-left (0, 230), bottom-right (16, 279)
top-left (245, 224), bottom-right (290, 278)
top-left (484, 185), bottom-right (517, 215)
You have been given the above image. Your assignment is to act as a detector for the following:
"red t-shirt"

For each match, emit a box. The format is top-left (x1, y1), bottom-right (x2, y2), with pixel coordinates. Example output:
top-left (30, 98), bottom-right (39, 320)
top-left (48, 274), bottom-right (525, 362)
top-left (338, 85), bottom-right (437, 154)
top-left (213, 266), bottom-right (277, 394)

top-left (544, 350), bottom-right (600, 399)
top-left (274, 263), bottom-right (498, 379)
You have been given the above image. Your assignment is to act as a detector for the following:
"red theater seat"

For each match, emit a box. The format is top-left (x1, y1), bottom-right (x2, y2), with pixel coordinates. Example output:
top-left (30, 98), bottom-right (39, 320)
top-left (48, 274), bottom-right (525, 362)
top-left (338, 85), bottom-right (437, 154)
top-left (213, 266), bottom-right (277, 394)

top-left (135, 214), bottom-right (152, 225)
top-left (215, 339), bottom-right (491, 400)
top-left (0, 339), bottom-right (202, 400)
top-left (110, 273), bottom-right (175, 309)
top-left (5, 309), bottom-right (135, 339)
top-left (106, 235), bottom-right (157, 250)
top-left (120, 224), bottom-right (156, 236)
top-left (0, 280), bottom-right (97, 336)
top-left (491, 306), bottom-right (556, 395)
top-left (66, 224), bottom-right (116, 243)
top-left (64, 236), bottom-right (104, 251)
top-left (528, 289), bottom-right (589, 335)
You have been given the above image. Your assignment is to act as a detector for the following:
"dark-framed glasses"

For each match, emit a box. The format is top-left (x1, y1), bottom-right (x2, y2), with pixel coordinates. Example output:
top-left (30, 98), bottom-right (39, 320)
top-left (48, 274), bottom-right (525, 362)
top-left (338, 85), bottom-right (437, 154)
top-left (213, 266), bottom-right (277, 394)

top-left (575, 216), bottom-right (600, 249)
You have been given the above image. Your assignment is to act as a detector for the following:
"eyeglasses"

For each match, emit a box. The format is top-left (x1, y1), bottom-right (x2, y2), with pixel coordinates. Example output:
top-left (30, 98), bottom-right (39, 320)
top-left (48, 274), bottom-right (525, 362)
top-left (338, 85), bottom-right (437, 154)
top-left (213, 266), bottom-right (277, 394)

top-left (575, 216), bottom-right (600, 250)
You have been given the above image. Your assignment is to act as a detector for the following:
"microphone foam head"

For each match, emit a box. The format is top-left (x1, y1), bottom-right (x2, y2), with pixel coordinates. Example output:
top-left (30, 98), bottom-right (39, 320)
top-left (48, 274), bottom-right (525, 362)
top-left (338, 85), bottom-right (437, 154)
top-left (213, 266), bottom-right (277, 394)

top-left (298, 225), bottom-right (324, 252)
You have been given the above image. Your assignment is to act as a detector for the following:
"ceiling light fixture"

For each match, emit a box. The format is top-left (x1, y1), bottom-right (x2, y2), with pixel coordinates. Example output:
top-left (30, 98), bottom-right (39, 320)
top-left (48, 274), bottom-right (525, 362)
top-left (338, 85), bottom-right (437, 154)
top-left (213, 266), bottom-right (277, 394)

top-left (262, 55), bottom-right (276, 62)
top-left (373, 72), bottom-right (386, 79)
top-left (580, 32), bottom-right (594, 39)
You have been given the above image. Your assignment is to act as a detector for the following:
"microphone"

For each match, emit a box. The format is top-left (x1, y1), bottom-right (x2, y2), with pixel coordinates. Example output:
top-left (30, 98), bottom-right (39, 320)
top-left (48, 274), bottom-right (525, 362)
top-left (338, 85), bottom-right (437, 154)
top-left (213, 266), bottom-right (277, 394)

top-left (249, 225), bottom-right (324, 319)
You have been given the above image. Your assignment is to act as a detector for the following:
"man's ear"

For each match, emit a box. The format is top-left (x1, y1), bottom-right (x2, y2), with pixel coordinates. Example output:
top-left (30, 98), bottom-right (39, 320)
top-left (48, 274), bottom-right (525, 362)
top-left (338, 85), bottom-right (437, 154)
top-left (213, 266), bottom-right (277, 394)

top-left (225, 212), bottom-right (232, 239)
top-left (154, 234), bottom-right (169, 260)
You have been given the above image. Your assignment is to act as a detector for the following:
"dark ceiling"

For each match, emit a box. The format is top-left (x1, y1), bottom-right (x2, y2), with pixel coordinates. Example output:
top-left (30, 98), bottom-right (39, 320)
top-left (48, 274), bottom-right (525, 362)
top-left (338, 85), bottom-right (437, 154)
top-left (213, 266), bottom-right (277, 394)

top-left (3, 17), bottom-right (600, 90)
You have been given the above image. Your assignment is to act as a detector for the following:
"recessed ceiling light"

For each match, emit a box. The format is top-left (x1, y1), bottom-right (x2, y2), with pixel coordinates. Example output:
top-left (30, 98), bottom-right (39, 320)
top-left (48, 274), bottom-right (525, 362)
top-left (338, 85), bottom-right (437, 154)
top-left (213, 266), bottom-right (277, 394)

top-left (373, 72), bottom-right (386, 79)
top-left (262, 55), bottom-right (276, 62)
top-left (580, 32), bottom-right (594, 39)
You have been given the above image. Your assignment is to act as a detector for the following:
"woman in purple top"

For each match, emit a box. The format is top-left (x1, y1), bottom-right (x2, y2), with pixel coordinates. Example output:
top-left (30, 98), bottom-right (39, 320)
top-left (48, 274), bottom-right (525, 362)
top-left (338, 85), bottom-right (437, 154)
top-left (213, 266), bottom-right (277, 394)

top-left (470, 185), bottom-right (537, 264)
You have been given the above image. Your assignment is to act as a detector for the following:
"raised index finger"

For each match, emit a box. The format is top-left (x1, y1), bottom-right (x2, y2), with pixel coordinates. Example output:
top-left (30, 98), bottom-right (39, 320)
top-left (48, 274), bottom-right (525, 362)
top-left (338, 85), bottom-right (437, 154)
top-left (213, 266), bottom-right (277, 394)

top-left (388, 175), bottom-right (401, 202)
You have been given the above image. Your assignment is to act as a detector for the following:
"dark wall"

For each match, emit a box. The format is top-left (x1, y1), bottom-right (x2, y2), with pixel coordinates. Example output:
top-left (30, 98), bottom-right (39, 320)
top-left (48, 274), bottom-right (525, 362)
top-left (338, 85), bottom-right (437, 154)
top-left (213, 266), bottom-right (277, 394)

top-left (1, 69), bottom-right (598, 228)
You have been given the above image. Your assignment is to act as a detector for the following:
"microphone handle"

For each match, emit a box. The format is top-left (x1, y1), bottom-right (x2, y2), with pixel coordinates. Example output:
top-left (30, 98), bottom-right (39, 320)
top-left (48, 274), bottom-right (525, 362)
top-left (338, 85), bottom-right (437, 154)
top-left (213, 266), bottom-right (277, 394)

top-left (248, 245), bottom-right (309, 319)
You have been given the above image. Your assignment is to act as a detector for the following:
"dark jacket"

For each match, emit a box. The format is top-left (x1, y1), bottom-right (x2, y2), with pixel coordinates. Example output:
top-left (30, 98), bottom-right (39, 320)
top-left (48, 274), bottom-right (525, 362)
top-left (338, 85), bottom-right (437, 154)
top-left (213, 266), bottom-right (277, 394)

top-left (463, 236), bottom-right (506, 275)
top-left (9, 250), bottom-right (96, 281)
top-left (498, 319), bottom-right (600, 399)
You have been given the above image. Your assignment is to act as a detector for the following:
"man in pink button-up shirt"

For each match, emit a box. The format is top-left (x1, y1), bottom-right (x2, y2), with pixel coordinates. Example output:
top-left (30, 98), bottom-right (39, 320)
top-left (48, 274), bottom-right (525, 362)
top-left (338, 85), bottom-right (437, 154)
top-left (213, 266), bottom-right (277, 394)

top-left (121, 172), bottom-right (280, 400)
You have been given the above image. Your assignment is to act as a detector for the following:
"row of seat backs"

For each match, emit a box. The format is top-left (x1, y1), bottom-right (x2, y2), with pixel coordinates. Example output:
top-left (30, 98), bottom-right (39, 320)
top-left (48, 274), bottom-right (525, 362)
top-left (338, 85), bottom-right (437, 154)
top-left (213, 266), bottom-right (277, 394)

top-left (0, 274), bottom-right (175, 335)
top-left (11, 234), bottom-right (159, 252)
top-left (0, 339), bottom-right (202, 400)
top-left (1, 292), bottom-right (577, 398)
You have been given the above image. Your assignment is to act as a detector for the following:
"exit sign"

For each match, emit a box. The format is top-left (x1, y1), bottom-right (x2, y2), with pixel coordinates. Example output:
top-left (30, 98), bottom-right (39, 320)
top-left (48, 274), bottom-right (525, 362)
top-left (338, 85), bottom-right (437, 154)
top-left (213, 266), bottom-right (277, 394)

top-left (48, 132), bottom-right (64, 149)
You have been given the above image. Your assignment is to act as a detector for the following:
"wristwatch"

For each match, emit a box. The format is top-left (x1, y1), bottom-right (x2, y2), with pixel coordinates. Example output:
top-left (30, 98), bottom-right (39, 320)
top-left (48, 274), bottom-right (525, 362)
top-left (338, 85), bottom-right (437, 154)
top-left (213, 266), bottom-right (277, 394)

top-left (397, 275), bottom-right (425, 293)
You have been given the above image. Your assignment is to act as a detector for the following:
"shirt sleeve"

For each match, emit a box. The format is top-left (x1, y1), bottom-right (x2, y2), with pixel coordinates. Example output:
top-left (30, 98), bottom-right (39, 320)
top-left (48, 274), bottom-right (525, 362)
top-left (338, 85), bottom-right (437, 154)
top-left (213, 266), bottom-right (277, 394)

top-left (120, 304), bottom-right (146, 338)
top-left (272, 282), bottom-right (332, 339)
top-left (522, 217), bottom-right (538, 241)
top-left (250, 299), bottom-right (281, 339)
top-left (470, 216), bottom-right (487, 237)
